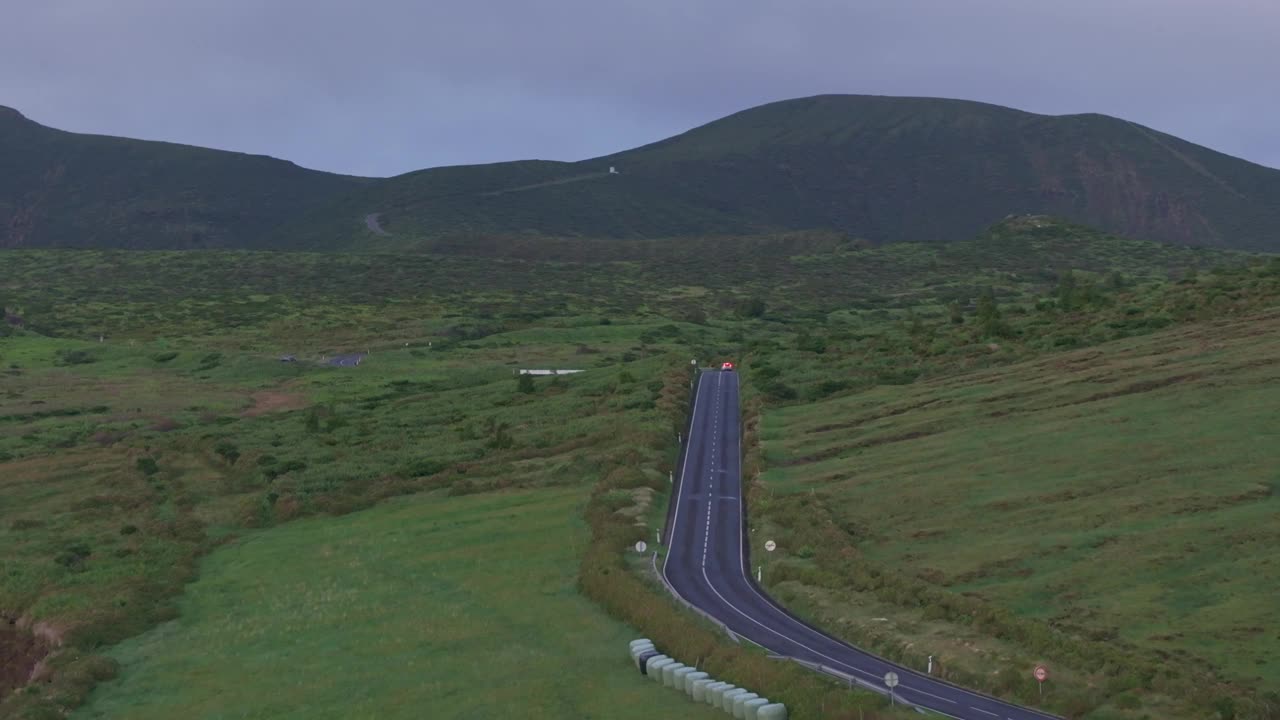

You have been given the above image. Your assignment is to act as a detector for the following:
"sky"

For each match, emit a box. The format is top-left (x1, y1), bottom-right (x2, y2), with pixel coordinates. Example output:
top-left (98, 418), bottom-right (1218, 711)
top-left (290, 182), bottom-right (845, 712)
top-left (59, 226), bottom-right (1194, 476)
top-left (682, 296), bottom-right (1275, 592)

top-left (2, 0), bottom-right (1277, 178)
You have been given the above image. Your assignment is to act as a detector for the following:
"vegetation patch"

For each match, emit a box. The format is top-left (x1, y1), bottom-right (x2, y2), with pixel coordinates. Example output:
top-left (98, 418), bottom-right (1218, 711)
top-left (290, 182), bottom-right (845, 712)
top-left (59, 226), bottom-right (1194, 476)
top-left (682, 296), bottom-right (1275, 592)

top-left (73, 489), bottom-right (714, 720)
top-left (752, 309), bottom-right (1280, 718)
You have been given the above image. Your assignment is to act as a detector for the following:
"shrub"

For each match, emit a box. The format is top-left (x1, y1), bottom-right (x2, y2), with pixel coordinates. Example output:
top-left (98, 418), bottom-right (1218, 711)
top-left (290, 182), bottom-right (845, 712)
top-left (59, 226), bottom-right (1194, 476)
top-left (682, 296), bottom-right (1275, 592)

top-left (765, 381), bottom-right (797, 400)
top-left (401, 458), bottom-right (447, 477)
top-left (55, 543), bottom-right (93, 569)
top-left (214, 440), bottom-right (240, 465)
top-left (516, 373), bottom-right (536, 394)
top-left (737, 297), bottom-right (767, 318)
top-left (54, 349), bottom-right (96, 366)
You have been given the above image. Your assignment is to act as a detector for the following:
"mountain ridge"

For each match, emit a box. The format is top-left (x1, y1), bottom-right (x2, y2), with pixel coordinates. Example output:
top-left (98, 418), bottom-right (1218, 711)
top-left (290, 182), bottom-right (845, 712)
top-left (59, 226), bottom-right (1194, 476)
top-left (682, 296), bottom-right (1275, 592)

top-left (4, 94), bottom-right (1280, 251)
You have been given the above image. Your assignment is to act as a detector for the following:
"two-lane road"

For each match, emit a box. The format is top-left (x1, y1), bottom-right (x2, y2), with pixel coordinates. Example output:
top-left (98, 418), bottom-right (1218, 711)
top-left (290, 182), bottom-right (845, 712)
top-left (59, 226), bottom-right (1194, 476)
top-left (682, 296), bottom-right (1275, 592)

top-left (663, 369), bottom-right (1061, 720)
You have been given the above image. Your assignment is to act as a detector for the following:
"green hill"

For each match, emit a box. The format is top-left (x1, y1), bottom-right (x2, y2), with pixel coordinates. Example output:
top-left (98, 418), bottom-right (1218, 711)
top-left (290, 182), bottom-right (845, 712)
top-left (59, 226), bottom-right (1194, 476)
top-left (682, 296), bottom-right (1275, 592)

top-left (0, 106), bottom-right (369, 249)
top-left (6, 95), bottom-right (1280, 251)
top-left (289, 95), bottom-right (1280, 251)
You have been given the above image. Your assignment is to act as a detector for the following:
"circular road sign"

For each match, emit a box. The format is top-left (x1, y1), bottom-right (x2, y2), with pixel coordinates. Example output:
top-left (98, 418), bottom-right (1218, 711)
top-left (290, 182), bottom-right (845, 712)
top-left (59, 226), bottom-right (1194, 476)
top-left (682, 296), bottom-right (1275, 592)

top-left (884, 672), bottom-right (899, 688)
top-left (1034, 665), bottom-right (1048, 682)
top-left (635, 540), bottom-right (647, 554)
top-left (764, 540), bottom-right (777, 552)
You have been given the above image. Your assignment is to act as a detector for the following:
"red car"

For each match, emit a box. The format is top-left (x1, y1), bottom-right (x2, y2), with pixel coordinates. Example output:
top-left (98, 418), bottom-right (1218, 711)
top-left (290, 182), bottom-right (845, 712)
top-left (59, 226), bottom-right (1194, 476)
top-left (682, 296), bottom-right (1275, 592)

top-left (720, 361), bottom-right (735, 371)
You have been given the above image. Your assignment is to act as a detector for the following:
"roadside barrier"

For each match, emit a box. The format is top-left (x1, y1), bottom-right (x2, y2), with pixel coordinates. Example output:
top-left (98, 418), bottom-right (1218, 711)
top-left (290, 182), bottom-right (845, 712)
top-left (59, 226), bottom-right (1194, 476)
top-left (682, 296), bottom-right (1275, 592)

top-left (629, 639), bottom-right (786, 719)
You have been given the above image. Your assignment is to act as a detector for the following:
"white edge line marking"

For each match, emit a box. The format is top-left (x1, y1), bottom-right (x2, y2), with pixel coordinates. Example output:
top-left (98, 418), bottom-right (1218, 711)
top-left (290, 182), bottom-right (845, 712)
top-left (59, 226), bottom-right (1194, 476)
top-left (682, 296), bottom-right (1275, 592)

top-left (715, 373), bottom-right (1022, 717)
top-left (666, 372), bottom-right (1052, 720)
top-left (663, 373), bottom-right (706, 578)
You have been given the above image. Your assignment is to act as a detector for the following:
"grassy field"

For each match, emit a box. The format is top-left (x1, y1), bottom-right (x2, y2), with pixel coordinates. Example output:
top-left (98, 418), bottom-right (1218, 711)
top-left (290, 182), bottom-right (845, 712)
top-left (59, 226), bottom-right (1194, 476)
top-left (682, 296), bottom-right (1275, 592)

top-left (2, 224), bottom-right (1277, 719)
top-left (754, 308), bottom-right (1280, 717)
top-left (0, 309), bottom-right (723, 717)
top-left (73, 488), bottom-right (714, 720)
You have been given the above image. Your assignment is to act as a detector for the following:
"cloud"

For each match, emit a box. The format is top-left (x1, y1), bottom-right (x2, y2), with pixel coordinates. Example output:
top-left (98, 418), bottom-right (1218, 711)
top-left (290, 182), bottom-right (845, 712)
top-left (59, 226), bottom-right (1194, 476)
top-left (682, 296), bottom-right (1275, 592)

top-left (2, 0), bottom-right (1277, 175)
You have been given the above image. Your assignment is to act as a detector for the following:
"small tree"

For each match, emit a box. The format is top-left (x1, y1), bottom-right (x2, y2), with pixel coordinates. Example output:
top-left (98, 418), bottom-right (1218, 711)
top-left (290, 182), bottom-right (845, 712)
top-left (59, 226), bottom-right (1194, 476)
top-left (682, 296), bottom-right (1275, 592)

top-left (738, 297), bottom-right (767, 319)
top-left (976, 287), bottom-right (1011, 338)
top-left (1056, 270), bottom-right (1079, 311)
top-left (485, 418), bottom-right (514, 449)
top-left (516, 373), bottom-right (536, 394)
top-left (214, 440), bottom-right (240, 466)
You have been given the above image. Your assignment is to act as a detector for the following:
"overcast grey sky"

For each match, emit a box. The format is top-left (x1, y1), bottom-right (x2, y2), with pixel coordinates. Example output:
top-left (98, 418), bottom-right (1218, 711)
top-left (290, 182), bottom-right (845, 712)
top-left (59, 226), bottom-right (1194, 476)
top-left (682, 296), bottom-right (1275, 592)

top-left (2, 0), bottom-right (1277, 177)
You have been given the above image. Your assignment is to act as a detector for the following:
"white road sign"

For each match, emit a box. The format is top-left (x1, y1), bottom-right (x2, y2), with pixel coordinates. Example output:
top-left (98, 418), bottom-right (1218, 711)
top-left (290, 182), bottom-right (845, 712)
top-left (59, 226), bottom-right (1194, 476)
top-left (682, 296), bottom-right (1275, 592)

top-left (635, 541), bottom-right (647, 553)
top-left (764, 540), bottom-right (777, 552)
top-left (884, 672), bottom-right (899, 688)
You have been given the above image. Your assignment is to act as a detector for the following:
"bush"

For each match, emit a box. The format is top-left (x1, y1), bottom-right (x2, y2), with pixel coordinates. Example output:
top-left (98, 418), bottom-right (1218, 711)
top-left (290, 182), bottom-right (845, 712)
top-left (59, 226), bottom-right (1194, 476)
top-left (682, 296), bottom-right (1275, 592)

top-left (54, 349), bottom-right (96, 366)
top-left (401, 458), bottom-right (447, 477)
top-left (737, 297), bottom-right (767, 318)
top-left (262, 459), bottom-right (307, 480)
top-left (214, 440), bottom-right (240, 465)
top-left (812, 379), bottom-right (850, 398)
top-left (136, 457), bottom-right (160, 476)
top-left (516, 373), bottom-right (536, 394)
top-left (151, 351), bottom-right (178, 363)
top-left (763, 381), bottom-right (797, 401)
top-left (55, 543), bottom-right (93, 569)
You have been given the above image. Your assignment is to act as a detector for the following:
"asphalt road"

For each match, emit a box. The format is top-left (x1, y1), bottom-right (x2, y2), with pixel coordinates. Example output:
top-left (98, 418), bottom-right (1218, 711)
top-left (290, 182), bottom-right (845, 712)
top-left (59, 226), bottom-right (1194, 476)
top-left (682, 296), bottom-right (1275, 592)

top-left (662, 369), bottom-right (1062, 720)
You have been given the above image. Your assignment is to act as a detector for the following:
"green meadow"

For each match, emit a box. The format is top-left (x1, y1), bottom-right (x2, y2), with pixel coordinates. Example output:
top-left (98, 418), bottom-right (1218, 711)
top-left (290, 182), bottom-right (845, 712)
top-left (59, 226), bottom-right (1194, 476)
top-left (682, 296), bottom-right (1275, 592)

top-left (73, 488), bottom-right (714, 720)
top-left (3, 221), bottom-right (1278, 719)
top-left (754, 308), bottom-right (1280, 718)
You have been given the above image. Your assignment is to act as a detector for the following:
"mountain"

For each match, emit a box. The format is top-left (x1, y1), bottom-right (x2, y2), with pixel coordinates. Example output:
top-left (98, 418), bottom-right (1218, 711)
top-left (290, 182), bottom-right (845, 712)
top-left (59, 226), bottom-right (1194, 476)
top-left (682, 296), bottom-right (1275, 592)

top-left (0, 105), bottom-right (369, 249)
top-left (5, 95), bottom-right (1280, 252)
top-left (285, 95), bottom-right (1280, 252)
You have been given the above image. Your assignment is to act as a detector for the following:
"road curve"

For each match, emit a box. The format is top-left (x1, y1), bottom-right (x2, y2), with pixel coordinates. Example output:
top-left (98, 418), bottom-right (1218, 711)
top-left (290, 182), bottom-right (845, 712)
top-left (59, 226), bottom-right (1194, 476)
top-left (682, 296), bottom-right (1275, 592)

top-left (662, 369), bottom-right (1062, 720)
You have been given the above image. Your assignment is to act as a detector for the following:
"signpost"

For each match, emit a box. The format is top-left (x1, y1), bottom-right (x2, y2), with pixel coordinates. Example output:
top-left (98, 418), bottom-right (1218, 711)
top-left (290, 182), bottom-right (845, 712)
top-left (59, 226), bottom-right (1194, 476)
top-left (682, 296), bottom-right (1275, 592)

top-left (884, 672), bottom-right (899, 706)
top-left (1034, 665), bottom-right (1048, 699)
top-left (635, 540), bottom-right (647, 554)
top-left (759, 540), bottom-right (777, 583)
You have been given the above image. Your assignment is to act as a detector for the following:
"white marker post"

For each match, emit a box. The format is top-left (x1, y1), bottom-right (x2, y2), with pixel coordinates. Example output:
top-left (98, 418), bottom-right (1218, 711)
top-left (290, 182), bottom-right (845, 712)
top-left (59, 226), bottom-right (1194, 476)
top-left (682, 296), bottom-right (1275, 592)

top-left (884, 672), bottom-right (899, 706)
top-left (928, 655), bottom-right (933, 674)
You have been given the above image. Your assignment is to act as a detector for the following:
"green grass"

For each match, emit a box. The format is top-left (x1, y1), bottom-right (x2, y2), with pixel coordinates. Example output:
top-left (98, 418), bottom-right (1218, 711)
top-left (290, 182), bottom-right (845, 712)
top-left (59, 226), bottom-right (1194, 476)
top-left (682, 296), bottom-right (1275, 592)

top-left (754, 308), bottom-right (1280, 717)
top-left (2, 224), bottom-right (1277, 719)
top-left (73, 487), bottom-right (713, 720)
top-left (0, 316), bottom-right (706, 717)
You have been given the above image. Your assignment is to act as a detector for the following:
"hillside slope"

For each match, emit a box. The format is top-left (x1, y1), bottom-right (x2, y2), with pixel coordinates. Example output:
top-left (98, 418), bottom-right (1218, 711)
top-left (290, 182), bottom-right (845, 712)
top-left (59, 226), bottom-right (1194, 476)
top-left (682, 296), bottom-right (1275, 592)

top-left (6, 95), bottom-right (1280, 251)
top-left (0, 106), bottom-right (369, 249)
top-left (293, 95), bottom-right (1280, 251)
